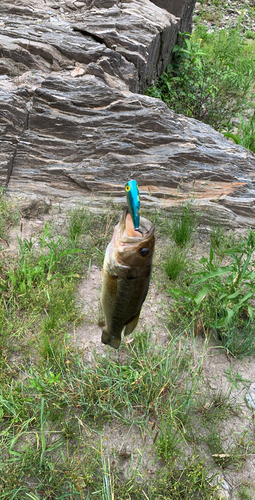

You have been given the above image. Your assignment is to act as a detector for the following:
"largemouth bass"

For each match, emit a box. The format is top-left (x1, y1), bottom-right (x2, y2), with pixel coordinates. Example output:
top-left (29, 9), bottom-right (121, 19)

top-left (101, 210), bottom-right (155, 349)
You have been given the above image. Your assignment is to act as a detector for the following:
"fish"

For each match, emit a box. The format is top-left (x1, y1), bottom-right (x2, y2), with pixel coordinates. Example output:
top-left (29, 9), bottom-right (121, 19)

top-left (101, 209), bottom-right (155, 349)
top-left (125, 179), bottom-right (140, 230)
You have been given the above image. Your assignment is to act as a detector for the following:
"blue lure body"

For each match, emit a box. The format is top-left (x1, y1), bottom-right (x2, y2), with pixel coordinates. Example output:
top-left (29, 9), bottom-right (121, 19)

top-left (125, 180), bottom-right (140, 230)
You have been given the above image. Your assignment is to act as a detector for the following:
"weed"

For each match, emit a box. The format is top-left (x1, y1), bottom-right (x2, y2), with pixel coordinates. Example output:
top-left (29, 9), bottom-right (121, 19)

top-left (29, 330), bottom-right (199, 427)
top-left (67, 207), bottom-right (118, 268)
top-left (149, 456), bottom-right (220, 499)
top-left (223, 365), bottom-right (252, 390)
top-left (101, 453), bottom-right (114, 500)
top-left (210, 222), bottom-right (236, 256)
top-left (0, 227), bottom-right (83, 301)
top-left (169, 229), bottom-right (255, 355)
top-left (143, 208), bottom-right (171, 237)
top-left (196, 389), bottom-right (238, 423)
top-left (171, 203), bottom-right (197, 247)
top-left (68, 207), bottom-right (93, 242)
top-left (224, 112), bottom-right (255, 154)
top-left (1, 201), bottom-right (254, 500)
top-left (164, 246), bottom-right (187, 280)
top-left (238, 484), bottom-right (254, 500)
top-left (206, 428), bottom-right (248, 470)
top-left (156, 415), bottom-right (183, 462)
top-left (216, 322), bottom-right (255, 358)
top-left (245, 31), bottom-right (255, 40)
top-left (146, 25), bottom-right (255, 132)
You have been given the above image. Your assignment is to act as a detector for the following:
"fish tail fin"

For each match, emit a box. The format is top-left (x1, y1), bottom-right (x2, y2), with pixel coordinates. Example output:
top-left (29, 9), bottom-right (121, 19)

top-left (101, 328), bottom-right (121, 349)
top-left (124, 314), bottom-right (140, 337)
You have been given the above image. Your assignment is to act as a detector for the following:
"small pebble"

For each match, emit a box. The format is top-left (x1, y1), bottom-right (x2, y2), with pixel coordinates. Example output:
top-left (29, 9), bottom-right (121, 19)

top-left (245, 383), bottom-right (255, 410)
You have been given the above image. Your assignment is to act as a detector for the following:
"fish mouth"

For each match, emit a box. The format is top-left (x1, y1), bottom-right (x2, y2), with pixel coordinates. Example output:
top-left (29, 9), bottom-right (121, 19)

top-left (119, 209), bottom-right (154, 242)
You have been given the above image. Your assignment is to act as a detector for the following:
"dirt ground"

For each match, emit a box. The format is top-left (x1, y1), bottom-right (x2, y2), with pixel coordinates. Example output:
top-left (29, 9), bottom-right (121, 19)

top-left (6, 202), bottom-right (255, 500)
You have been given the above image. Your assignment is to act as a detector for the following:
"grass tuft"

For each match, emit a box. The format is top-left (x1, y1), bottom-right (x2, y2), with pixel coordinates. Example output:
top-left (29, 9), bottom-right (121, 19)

top-left (171, 203), bottom-right (197, 247)
top-left (164, 246), bottom-right (187, 280)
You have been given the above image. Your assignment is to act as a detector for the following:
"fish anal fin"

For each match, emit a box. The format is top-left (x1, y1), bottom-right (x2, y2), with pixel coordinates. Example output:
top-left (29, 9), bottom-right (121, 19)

top-left (124, 314), bottom-right (140, 337)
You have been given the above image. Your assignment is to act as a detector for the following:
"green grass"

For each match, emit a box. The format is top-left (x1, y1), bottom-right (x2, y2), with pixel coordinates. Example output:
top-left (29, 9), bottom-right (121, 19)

top-left (164, 246), bottom-right (187, 281)
top-left (196, 389), bottom-right (238, 424)
top-left (210, 221), bottom-right (236, 256)
top-left (168, 228), bottom-right (255, 357)
top-left (148, 457), bottom-right (220, 499)
top-left (1, 194), bottom-right (255, 499)
top-left (224, 112), bottom-right (255, 153)
top-left (171, 203), bottom-right (197, 247)
top-left (205, 427), bottom-right (250, 470)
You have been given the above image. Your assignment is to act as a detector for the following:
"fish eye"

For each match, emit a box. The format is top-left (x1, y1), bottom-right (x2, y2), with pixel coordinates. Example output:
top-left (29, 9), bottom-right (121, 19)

top-left (125, 185), bottom-right (131, 192)
top-left (140, 247), bottom-right (149, 257)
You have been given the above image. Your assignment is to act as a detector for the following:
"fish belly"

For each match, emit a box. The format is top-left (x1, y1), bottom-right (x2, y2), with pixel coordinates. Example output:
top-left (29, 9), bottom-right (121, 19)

top-left (101, 271), bottom-right (150, 349)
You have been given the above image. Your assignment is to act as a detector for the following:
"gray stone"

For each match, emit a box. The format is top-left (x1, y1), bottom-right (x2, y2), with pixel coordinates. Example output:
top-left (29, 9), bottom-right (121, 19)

top-left (246, 383), bottom-right (255, 410)
top-left (150, 0), bottom-right (196, 32)
top-left (0, 0), bottom-right (255, 227)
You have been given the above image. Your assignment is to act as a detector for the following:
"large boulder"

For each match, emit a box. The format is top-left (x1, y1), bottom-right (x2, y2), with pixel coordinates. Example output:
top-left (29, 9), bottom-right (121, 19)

top-left (0, 0), bottom-right (255, 225)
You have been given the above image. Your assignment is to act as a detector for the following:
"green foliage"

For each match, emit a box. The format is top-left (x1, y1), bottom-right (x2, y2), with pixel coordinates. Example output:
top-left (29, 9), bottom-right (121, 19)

top-left (217, 322), bottom-right (255, 358)
top-left (205, 427), bottom-right (248, 470)
top-left (238, 484), bottom-right (254, 500)
top-left (68, 207), bottom-right (118, 267)
top-left (196, 389), bottom-right (238, 423)
top-left (0, 323), bottom-right (207, 499)
top-left (26, 330), bottom-right (199, 428)
top-left (156, 416), bottom-right (183, 462)
top-left (224, 112), bottom-right (255, 153)
top-left (0, 224), bottom-right (83, 299)
top-left (169, 229), bottom-right (255, 356)
top-left (149, 457), bottom-right (220, 499)
top-left (171, 203), bottom-right (197, 247)
top-left (223, 364), bottom-right (252, 390)
top-left (210, 221), bottom-right (236, 256)
top-left (0, 189), bottom-right (19, 244)
top-left (146, 25), bottom-right (255, 133)
top-left (164, 246), bottom-right (187, 281)
top-left (68, 206), bottom-right (93, 241)
top-left (0, 444), bottom-right (95, 499)
top-left (245, 30), bottom-right (255, 40)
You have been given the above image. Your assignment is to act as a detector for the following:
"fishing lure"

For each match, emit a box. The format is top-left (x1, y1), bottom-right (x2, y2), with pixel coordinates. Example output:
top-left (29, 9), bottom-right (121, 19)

top-left (125, 180), bottom-right (140, 230)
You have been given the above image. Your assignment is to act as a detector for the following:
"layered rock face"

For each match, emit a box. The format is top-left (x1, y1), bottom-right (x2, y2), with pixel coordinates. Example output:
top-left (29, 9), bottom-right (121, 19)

top-left (0, 0), bottom-right (255, 225)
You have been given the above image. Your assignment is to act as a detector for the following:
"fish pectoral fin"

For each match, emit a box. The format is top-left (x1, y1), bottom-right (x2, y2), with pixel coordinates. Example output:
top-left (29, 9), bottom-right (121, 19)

top-left (101, 329), bottom-right (121, 350)
top-left (124, 314), bottom-right (140, 337)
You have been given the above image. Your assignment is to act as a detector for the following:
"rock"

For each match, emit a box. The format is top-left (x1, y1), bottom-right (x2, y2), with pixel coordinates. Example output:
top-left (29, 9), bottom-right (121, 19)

top-left (208, 473), bottom-right (231, 500)
top-left (0, 0), bottom-right (255, 227)
top-left (66, 1), bottom-right (78, 9)
top-left (151, 0), bottom-right (196, 32)
top-left (0, 91), bottom-right (28, 186)
top-left (71, 66), bottom-right (86, 76)
top-left (73, 1), bottom-right (86, 7)
top-left (245, 383), bottom-right (255, 410)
